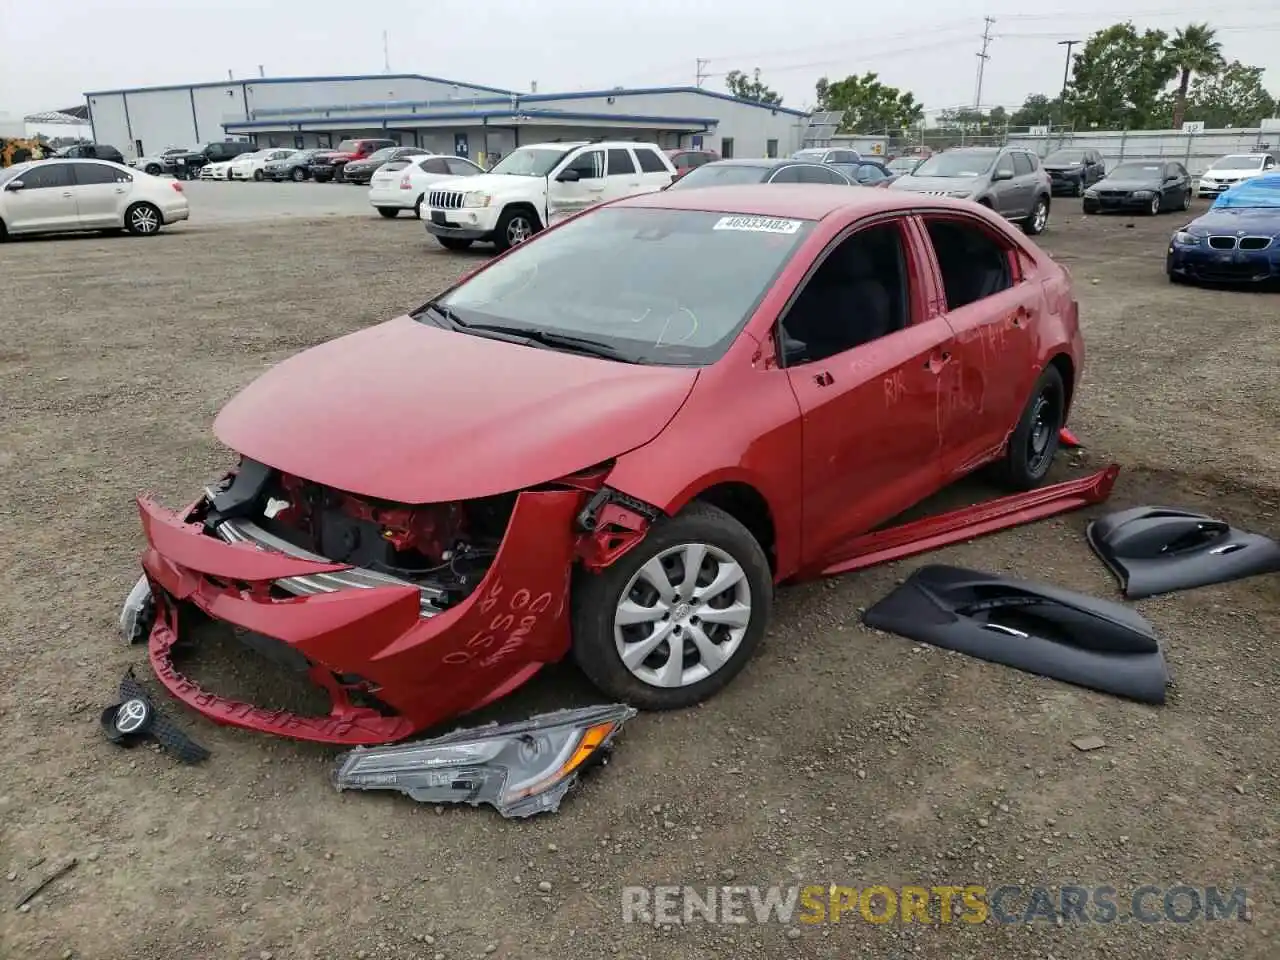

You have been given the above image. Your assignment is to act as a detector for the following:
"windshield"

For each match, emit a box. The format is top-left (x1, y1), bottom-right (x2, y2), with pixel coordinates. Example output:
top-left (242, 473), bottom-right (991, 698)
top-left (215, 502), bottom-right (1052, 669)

top-left (910, 151), bottom-right (996, 177)
top-left (488, 147), bottom-right (572, 177)
top-left (365, 147), bottom-right (396, 163)
top-left (1044, 150), bottom-right (1085, 165)
top-left (434, 207), bottom-right (814, 365)
top-left (0, 162), bottom-right (31, 185)
top-left (1211, 155), bottom-right (1264, 171)
top-left (1108, 163), bottom-right (1162, 179)
top-left (669, 163), bottom-right (771, 188)
top-left (335, 140), bottom-right (362, 152)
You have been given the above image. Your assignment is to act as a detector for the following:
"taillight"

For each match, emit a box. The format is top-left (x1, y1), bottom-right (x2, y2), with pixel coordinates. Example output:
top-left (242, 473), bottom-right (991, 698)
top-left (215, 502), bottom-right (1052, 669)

top-left (171, 182), bottom-right (184, 193)
top-left (400, 174), bottom-right (412, 190)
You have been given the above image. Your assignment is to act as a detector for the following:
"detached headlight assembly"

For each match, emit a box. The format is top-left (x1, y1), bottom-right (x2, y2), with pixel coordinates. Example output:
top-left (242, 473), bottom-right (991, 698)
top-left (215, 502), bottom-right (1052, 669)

top-left (461, 191), bottom-right (492, 208)
top-left (1174, 231), bottom-right (1201, 246)
top-left (332, 704), bottom-right (637, 818)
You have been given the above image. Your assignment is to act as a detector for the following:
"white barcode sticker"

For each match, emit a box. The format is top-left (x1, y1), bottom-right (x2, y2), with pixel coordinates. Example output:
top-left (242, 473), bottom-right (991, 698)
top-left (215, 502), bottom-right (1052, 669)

top-left (712, 215), bottom-right (803, 234)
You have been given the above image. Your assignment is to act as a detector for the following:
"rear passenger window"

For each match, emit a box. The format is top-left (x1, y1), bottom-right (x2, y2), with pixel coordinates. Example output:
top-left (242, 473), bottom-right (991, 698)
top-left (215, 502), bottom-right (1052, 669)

top-left (923, 218), bottom-right (1014, 311)
top-left (423, 158), bottom-right (450, 175)
top-left (769, 165), bottom-right (804, 183)
top-left (634, 148), bottom-right (667, 173)
top-left (1012, 152), bottom-right (1033, 176)
top-left (445, 157), bottom-right (478, 176)
top-left (607, 149), bottom-right (636, 175)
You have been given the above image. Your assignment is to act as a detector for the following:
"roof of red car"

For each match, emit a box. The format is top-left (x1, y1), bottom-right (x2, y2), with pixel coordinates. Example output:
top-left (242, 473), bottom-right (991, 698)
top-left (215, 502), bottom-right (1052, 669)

top-left (618, 183), bottom-right (928, 221)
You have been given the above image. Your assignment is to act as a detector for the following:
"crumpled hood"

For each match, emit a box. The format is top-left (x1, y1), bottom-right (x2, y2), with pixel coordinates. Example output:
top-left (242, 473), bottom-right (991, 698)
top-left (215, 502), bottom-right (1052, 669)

top-left (891, 175), bottom-right (983, 194)
top-left (1184, 206), bottom-right (1280, 235)
top-left (213, 315), bottom-right (699, 504)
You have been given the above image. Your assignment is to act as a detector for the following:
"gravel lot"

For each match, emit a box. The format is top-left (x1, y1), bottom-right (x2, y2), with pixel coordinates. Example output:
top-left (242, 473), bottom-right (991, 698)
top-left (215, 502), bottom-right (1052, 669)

top-left (173, 179), bottom-right (383, 224)
top-left (1, 197), bottom-right (1276, 960)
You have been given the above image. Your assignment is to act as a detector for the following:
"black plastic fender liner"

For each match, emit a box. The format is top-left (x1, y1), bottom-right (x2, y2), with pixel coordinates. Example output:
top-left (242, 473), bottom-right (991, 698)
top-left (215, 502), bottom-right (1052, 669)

top-left (862, 565), bottom-right (1169, 704)
top-left (1086, 506), bottom-right (1280, 600)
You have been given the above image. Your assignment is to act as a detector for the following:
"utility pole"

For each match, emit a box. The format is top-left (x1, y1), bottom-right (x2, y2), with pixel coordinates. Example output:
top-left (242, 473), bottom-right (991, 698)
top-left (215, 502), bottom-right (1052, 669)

top-left (383, 30), bottom-right (391, 73)
top-left (973, 17), bottom-right (995, 110)
top-left (695, 59), bottom-right (710, 88)
top-left (1057, 39), bottom-right (1079, 127)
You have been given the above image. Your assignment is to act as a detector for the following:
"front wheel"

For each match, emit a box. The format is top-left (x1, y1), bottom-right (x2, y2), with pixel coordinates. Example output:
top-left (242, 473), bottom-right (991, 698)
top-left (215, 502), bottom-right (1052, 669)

top-left (492, 207), bottom-right (541, 251)
top-left (1181, 189), bottom-right (1192, 211)
top-left (291, 167), bottom-right (307, 182)
top-left (997, 365), bottom-right (1066, 490)
top-left (571, 502), bottom-right (772, 711)
top-left (1022, 196), bottom-right (1049, 235)
top-left (1148, 194), bottom-right (1162, 216)
top-left (376, 207), bottom-right (399, 218)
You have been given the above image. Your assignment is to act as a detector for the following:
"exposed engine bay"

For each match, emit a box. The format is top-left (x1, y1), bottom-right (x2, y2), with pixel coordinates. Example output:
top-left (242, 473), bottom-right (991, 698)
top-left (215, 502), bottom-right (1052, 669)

top-left (195, 458), bottom-right (515, 609)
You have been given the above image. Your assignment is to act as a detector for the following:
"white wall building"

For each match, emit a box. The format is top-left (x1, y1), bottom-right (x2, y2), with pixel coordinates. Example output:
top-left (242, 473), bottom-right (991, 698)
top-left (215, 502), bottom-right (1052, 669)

top-left (83, 73), bottom-right (809, 165)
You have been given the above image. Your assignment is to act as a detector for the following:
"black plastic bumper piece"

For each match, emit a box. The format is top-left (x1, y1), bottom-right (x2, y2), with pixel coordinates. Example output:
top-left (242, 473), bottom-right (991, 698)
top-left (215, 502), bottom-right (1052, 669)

top-left (862, 564), bottom-right (1169, 704)
top-left (1086, 505), bottom-right (1280, 600)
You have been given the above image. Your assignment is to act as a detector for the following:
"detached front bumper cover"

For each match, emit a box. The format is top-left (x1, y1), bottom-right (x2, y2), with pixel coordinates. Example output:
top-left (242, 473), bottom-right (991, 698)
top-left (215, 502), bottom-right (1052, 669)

top-left (331, 704), bottom-right (637, 818)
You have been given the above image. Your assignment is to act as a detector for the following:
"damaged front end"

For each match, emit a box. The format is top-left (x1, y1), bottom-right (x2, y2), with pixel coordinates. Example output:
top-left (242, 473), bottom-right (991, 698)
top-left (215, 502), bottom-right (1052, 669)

top-left (121, 458), bottom-right (657, 745)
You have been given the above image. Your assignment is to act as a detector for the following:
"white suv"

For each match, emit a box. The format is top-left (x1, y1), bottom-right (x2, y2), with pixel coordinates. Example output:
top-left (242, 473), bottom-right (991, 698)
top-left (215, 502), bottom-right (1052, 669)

top-left (424, 140), bottom-right (677, 252)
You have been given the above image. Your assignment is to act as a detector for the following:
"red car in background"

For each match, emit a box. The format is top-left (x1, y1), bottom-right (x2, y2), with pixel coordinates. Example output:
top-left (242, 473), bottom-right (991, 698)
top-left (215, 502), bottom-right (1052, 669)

top-left (666, 147), bottom-right (720, 181)
top-left (124, 184), bottom-right (1091, 746)
top-left (307, 137), bottom-right (399, 182)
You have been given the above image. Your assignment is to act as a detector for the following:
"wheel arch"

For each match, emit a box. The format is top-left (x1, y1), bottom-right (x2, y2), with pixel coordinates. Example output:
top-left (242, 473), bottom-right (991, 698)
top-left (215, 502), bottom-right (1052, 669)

top-left (1046, 351), bottom-right (1075, 418)
top-left (499, 200), bottom-right (543, 228)
top-left (689, 481), bottom-right (778, 575)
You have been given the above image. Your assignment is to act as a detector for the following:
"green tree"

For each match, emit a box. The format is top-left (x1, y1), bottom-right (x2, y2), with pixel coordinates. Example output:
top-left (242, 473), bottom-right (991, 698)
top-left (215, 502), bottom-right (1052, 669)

top-left (1010, 94), bottom-right (1058, 127)
top-left (725, 68), bottom-right (783, 106)
top-left (814, 72), bottom-right (923, 133)
top-left (1182, 60), bottom-right (1277, 128)
top-left (1067, 22), bottom-right (1174, 129)
top-left (1166, 23), bottom-right (1224, 128)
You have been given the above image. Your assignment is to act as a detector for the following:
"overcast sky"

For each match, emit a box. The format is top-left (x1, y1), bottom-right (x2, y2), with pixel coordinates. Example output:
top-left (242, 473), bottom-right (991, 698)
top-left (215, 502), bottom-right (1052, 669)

top-left (4, 0), bottom-right (1278, 117)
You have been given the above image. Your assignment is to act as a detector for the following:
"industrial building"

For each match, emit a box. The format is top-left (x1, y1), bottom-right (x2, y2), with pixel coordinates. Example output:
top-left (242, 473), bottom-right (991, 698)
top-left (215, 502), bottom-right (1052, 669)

top-left (83, 73), bottom-right (810, 167)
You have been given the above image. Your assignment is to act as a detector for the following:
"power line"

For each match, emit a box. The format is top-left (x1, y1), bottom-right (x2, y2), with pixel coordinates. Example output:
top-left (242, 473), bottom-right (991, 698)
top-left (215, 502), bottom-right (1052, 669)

top-left (695, 59), bottom-right (710, 88)
top-left (974, 17), bottom-right (995, 109)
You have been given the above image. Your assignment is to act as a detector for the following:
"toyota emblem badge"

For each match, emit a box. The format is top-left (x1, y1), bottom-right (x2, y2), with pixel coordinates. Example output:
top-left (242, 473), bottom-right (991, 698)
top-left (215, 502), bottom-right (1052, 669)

top-left (115, 698), bottom-right (151, 734)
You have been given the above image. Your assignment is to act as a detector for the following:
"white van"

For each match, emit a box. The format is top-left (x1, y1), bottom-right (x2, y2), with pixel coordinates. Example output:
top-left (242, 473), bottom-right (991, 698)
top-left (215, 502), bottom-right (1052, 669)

top-left (423, 140), bottom-right (677, 252)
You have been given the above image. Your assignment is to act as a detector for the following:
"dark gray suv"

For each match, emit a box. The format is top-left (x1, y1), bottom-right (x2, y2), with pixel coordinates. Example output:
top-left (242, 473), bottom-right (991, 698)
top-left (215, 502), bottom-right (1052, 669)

top-left (888, 146), bottom-right (1053, 235)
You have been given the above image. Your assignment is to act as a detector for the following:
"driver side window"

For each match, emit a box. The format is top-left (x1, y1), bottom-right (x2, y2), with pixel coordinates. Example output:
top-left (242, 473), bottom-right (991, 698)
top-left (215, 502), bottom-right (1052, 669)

top-left (564, 150), bottom-right (605, 180)
top-left (994, 155), bottom-right (1015, 178)
top-left (779, 220), bottom-right (910, 366)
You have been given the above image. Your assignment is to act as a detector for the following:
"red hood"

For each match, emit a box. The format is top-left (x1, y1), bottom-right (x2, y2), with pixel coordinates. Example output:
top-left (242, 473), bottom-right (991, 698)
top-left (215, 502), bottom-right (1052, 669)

top-left (213, 315), bottom-right (698, 504)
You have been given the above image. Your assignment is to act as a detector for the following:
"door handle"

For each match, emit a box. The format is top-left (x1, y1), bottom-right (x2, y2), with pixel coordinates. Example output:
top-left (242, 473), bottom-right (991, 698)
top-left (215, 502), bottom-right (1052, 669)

top-left (1010, 308), bottom-right (1028, 328)
top-left (924, 351), bottom-right (951, 372)
top-left (813, 370), bottom-right (834, 387)
top-left (62, 191), bottom-right (74, 198)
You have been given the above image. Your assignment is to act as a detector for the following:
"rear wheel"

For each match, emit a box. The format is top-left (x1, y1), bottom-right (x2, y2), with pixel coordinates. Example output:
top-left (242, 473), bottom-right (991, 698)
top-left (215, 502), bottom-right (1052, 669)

top-left (998, 366), bottom-right (1066, 490)
top-left (1022, 195), bottom-right (1049, 235)
top-left (437, 237), bottom-right (474, 251)
top-left (124, 202), bottom-right (162, 236)
top-left (413, 194), bottom-right (424, 218)
top-left (571, 502), bottom-right (772, 710)
top-left (376, 207), bottom-right (399, 218)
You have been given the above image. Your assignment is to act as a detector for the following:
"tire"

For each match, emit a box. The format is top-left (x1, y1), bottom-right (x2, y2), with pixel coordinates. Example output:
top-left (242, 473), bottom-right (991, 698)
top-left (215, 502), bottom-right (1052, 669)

top-left (1073, 180), bottom-right (1083, 197)
top-left (124, 202), bottom-right (162, 236)
top-left (437, 237), bottom-right (474, 251)
top-left (1022, 195), bottom-right (1049, 235)
top-left (413, 194), bottom-right (424, 219)
top-left (292, 167), bottom-right (307, 182)
top-left (492, 206), bottom-right (541, 251)
top-left (1082, 202), bottom-right (1098, 215)
top-left (1147, 194), bottom-right (1161, 216)
top-left (997, 365), bottom-right (1066, 490)
top-left (570, 501), bottom-right (772, 711)
top-left (0, 218), bottom-right (7, 242)
top-left (1181, 189), bottom-right (1192, 211)
top-left (144, 164), bottom-right (161, 176)
top-left (253, 169), bottom-right (264, 181)
top-left (376, 207), bottom-right (399, 218)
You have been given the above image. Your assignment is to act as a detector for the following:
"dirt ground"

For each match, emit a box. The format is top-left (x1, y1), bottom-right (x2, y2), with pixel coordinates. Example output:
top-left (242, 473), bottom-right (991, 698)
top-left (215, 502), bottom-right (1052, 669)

top-left (1, 199), bottom-right (1276, 960)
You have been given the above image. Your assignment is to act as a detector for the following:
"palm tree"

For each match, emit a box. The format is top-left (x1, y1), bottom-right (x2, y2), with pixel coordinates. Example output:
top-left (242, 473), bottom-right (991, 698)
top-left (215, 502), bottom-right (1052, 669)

top-left (1166, 23), bottom-right (1224, 129)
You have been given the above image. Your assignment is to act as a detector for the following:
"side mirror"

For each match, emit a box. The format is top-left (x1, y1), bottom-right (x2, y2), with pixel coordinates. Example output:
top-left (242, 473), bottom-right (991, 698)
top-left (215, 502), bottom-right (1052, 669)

top-left (5, 180), bottom-right (24, 192)
top-left (992, 168), bottom-right (1013, 182)
top-left (556, 168), bottom-right (581, 183)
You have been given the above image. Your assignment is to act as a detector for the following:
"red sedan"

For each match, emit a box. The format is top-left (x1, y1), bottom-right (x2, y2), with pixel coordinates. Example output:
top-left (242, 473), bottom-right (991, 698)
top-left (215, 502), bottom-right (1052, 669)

top-left (125, 184), bottom-right (1089, 745)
